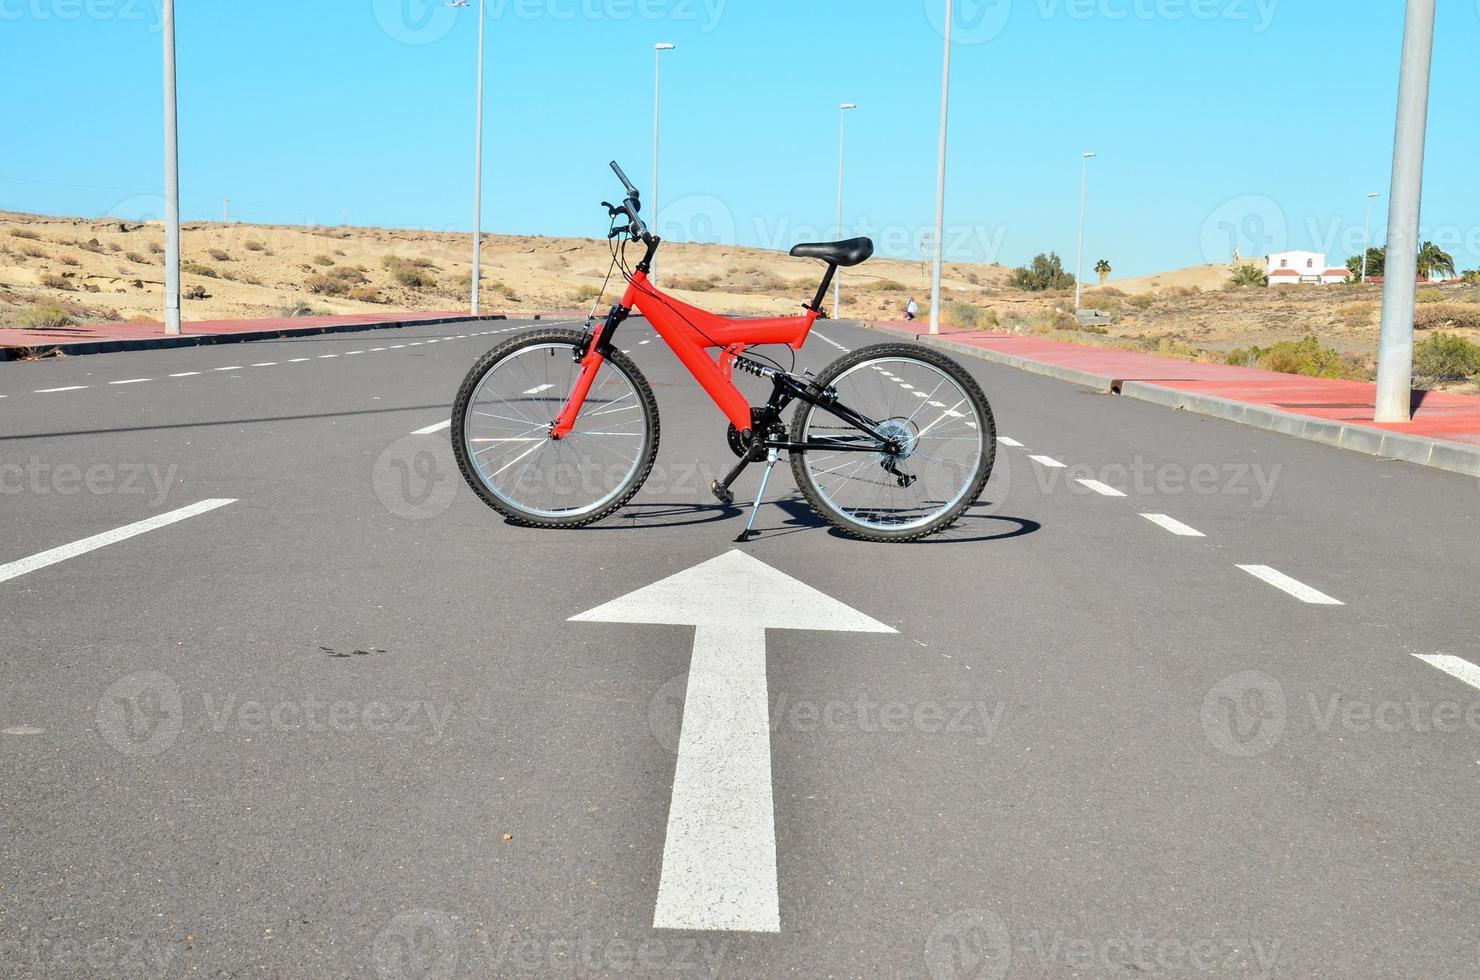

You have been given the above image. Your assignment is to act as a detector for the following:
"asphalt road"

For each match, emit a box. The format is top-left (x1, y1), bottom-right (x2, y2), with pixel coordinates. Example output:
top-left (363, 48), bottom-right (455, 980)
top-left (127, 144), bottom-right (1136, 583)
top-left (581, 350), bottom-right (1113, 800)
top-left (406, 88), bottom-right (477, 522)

top-left (2, 316), bottom-right (1478, 978)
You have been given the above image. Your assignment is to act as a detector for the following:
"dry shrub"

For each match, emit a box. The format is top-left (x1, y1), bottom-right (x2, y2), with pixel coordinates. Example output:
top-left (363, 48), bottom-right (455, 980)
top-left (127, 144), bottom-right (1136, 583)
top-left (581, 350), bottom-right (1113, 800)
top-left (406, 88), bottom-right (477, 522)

top-left (305, 273), bottom-right (349, 296)
top-left (312, 254), bottom-right (335, 266)
top-left (58, 254), bottom-right (80, 267)
top-left (19, 304), bottom-right (74, 328)
top-left (8, 228), bottom-right (41, 240)
top-left (1415, 303), bottom-right (1480, 331)
top-left (348, 286), bottom-right (384, 303)
top-left (208, 248), bottom-right (231, 262)
top-left (1336, 303), bottom-right (1376, 329)
top-left (40, 272), bottom-right (72, 290)
top-left (326, 266), bottom-right (367, 284)
top-left (244, 239), bottom-right (266, 251)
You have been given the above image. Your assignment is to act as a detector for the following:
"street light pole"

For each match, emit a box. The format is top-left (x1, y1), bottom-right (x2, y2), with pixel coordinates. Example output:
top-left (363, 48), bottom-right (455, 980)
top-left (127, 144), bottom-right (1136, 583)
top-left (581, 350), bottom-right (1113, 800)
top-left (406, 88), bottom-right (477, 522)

top-left (470, 0), bottom-right (486, 316)
top-left (1074, 152), bottom-right (1096, 314)
top-left (1361, 191), bottom-right (1380, 283)
top-left (162, 0), bottom-right (180, 335)
top-left (928, 0), bottom-right (951, 336)
top-left (1375, 0), bottom-right (1436, 423)
top-left (834, 102), bottom-right (856, 318)
top-left (652, 43), bottom-right (675, 285)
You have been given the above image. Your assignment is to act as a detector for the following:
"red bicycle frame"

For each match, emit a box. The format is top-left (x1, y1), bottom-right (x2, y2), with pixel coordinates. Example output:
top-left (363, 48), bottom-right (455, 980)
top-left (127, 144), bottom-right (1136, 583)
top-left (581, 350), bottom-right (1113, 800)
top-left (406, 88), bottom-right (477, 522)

top-left (551, 269), bottom-right (821, 438)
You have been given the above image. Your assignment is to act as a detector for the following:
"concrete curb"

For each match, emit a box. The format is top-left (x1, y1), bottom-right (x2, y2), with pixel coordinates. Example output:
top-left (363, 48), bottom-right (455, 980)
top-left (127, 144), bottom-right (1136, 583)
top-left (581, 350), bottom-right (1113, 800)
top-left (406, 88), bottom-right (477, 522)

top-left (855, 322), bottom-right (1480, 480)
top-left (0, 313), bottom-right (512, 362)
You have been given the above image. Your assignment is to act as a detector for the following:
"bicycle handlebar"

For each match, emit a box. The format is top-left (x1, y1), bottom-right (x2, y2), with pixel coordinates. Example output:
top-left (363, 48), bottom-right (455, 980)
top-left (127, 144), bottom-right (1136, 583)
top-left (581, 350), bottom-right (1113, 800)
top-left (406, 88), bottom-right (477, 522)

top-left (606, 161), bottom-right (652, 241)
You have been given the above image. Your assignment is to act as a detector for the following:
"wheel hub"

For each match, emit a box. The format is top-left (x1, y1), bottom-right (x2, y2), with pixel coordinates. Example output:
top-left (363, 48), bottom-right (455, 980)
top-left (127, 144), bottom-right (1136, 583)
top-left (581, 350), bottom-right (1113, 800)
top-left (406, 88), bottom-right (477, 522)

top-left (875, 418), bottom-right (919, 461)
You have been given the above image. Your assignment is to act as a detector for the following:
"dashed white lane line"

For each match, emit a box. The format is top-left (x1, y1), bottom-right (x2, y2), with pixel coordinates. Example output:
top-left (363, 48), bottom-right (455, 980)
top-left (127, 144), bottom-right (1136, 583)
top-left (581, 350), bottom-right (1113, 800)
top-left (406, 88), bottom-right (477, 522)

top-left (170, 371), bottom-right (201, 377)
top-left (0, 498), bottom-right (237, 585)
top-left (1140, 513), bottom-right (1206, 537)
top-left (35, 386), bottom-right (88, 393)
top-left (1076, 479), bottom-right (1127, 498)
top-left (1236, 565), bottom-right (1343, 605)
top-left (997, 436), bottom-right (1024, 447)
top-left (1028, 455), bottom-right (1066, 468)
top-left (251, 362), bottom-right (277, 368)
top-left (345, 350), bottom-right (364, 355)
top-left (214, 365), bottom-right (244, 372)
top-left (412, 419), bottom-right (452, 436)
top-left (108, 378), bottom-right (152, 385)
top-left (522, 384), bottom-right (555, 395)
top-left (369, 347), bottom-right (387, 352)
top-left (317, 354), bottom-right (338, 359)
top-left (288, 358), bottom-right (311, 363)
top-left (1412, 654), bottom-right (1480, 691)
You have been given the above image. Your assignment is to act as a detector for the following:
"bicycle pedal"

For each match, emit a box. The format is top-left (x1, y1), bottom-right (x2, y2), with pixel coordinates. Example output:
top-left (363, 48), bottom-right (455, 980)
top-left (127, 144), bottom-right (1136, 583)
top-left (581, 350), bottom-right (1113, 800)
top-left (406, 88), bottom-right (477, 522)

top-left (710, 480), bottom-right (735, 506)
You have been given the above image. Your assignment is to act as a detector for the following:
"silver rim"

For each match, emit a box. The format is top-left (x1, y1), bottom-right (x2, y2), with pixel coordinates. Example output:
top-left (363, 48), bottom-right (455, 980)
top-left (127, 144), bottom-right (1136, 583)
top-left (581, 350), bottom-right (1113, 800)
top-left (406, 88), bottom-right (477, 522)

top-left (461, 343), bottom-right (649, 518)
top-left (800, 357), bottom-right (984, 531)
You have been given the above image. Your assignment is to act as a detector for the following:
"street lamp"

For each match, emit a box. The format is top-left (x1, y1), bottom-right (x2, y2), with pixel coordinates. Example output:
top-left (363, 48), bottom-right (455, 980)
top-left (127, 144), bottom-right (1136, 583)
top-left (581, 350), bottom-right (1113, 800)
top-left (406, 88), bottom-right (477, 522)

top-left (927, 0), bottom-right (953, 336)
top-left (162, 0), bottom-right (180, 335)
top-left (1375, 0), bottom-right (1436, 423)
top-left (445, 0), bottom-right (488, 314)
top-left (1074, 151), bottom-right (1096, 314)
top-left (652, 43), bottom-right (676, 285)
top-left (1361, 191), bottom-right (1381, 283)
top-left (834, 102), bottom-right (856, 318)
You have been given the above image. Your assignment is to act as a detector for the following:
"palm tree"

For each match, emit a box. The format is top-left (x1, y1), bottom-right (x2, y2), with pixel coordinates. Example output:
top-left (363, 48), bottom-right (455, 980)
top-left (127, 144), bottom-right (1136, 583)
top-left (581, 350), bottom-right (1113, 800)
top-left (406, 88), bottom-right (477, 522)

top-left (1417, 241), bottom-right (1456, 281)
top-left (1094, 259), bottom-right (1112, 285)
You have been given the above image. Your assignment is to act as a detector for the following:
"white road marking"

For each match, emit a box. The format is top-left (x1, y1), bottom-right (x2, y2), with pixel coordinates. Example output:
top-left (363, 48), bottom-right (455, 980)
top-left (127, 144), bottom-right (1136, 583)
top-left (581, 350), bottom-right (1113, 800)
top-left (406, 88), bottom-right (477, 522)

top-left (997, 436), bottom-right (1024, 447)
top-left (1140, 513), bottom-right (1206, 537)
top-left (35, 386), bottom-right (87, 393)
top-left (1236, 565), bottom-right (1343, 605)
top-left (108, 378), bottom-right (151, 385)
top-left (639, 340), bottom-right (650, 345)
top-left (288, 358), bottom-right (311, 363)
top-left (250, 362), bottom-right (277, 368)
top-left (169, 371), bottom-right (201, 377)
top-left (370, 347), bottom-right (387, 352)
top-left (345, 350), bottom-right (364, 355)
top-left (389, 345), bottom-right (406, 350)
top-left (0, 499), bottom-right (237, 585)
top-left (571, 551), bottom-right (895, 933)
top-left (412, 419), bottom-right (452, 436)
top-left (214, 365), bottom-right (244, 372)
top-left (1076, 479), bottom-right (1126, 498)
top-left (1413, 654), bottom-right (1480, 691)
top-left (522, 384), bottom-right (555, 395)
top-left (1028, 454), bottom-right (1065, 468)
top-left (317, 354), bottom-right (338, 359)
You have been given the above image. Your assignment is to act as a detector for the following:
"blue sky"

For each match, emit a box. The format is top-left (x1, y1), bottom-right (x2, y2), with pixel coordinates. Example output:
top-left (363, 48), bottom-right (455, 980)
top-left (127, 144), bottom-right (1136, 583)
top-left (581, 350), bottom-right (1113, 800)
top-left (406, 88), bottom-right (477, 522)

top-left (3, 0), bottom-right (1478, 278)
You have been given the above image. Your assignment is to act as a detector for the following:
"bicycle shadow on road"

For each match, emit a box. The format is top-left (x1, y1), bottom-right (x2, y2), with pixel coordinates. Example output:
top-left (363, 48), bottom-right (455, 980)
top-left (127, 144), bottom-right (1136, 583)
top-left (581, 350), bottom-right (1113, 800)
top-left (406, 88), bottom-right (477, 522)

top-left (756, 496), bottom-right (1041, 544)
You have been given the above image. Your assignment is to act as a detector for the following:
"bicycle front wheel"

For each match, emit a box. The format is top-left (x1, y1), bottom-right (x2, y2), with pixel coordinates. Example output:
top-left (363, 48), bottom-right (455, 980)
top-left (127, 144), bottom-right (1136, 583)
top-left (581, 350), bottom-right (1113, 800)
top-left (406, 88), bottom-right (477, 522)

top-left (452, 328), bottom-right (659, 528)
top-left (790, 343), bottom-right (995, 542)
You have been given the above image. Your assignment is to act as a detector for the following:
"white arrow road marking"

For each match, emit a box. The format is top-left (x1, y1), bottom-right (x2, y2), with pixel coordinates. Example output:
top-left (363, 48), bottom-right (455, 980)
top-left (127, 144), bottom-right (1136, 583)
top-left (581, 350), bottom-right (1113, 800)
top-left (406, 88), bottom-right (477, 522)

top-left (1236, 565), bottom-right (1343, 605)
top-left (0, 499), bottom-right (237, 585)
top-left (411, 419), bottom-right (452, 436)
top-left (571, 550), bottom-right (895, 933)
top-left (1413, 654), bottom-right (1480, 691)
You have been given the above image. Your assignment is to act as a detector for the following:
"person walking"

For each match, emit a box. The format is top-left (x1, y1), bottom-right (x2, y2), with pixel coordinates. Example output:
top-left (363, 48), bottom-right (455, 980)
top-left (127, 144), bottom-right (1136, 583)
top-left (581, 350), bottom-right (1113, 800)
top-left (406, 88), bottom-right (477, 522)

top-left (904, 297), bottom-right (919, 321)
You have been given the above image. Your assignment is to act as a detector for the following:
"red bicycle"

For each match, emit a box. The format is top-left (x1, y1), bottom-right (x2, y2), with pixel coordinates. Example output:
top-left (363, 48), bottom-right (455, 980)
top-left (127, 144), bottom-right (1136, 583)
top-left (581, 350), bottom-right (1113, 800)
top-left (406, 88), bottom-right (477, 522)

top-left (451, 162), bottom-right (995, 542)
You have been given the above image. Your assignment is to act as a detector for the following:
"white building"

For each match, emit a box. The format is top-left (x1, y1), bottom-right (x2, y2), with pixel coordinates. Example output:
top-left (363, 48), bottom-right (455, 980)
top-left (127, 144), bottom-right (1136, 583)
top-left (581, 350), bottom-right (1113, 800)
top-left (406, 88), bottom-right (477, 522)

top-left (1265, 250), bottom-right (1350, 286)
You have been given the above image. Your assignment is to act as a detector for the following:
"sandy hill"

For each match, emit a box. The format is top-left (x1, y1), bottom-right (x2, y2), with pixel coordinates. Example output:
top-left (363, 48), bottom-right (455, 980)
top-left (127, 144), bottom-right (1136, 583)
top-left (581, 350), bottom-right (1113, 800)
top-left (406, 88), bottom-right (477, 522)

top-left (0, 210), bottom-right (1005, 327)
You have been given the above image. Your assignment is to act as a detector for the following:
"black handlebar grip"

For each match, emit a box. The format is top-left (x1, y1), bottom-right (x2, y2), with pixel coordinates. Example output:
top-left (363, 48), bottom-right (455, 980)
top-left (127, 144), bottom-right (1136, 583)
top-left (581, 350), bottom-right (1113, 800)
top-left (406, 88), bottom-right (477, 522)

top-left (610, 161), bottom-right (640, 200)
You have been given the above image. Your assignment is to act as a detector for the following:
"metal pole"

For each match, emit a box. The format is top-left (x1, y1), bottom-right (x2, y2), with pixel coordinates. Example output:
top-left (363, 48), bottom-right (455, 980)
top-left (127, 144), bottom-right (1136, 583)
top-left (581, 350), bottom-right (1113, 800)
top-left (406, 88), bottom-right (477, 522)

top-left (1361, 192), bottom-right (1379, 283)
top-left (834, 103), bottom-right (854, 318)
top-left (1075, 152), bottom-right (1095, 313)
top-left (928, 0), bottom-right (951, 336)
top-left (652, 44), bottom-right (674, 283)
top-left (162, 0), bottom-right (180, 335)
top-left (1374, 0), bottom-right (1436, 423)
top-left (470, 0), bottom-right (485, 316)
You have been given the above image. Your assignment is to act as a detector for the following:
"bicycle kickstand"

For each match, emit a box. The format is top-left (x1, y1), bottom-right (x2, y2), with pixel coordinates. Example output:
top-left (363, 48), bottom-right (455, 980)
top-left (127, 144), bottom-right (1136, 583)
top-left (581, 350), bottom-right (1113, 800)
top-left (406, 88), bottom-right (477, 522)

top-left (734, 447), bottom-right (780, 543)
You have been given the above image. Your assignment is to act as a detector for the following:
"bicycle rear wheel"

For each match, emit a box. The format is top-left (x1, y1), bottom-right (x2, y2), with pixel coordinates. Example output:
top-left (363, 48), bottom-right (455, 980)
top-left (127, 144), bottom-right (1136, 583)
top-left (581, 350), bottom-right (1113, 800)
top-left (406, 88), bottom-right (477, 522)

top-left (789, 343), bottom-right (994, 542)
top-left (452, 328), bottom-right (659, 527)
